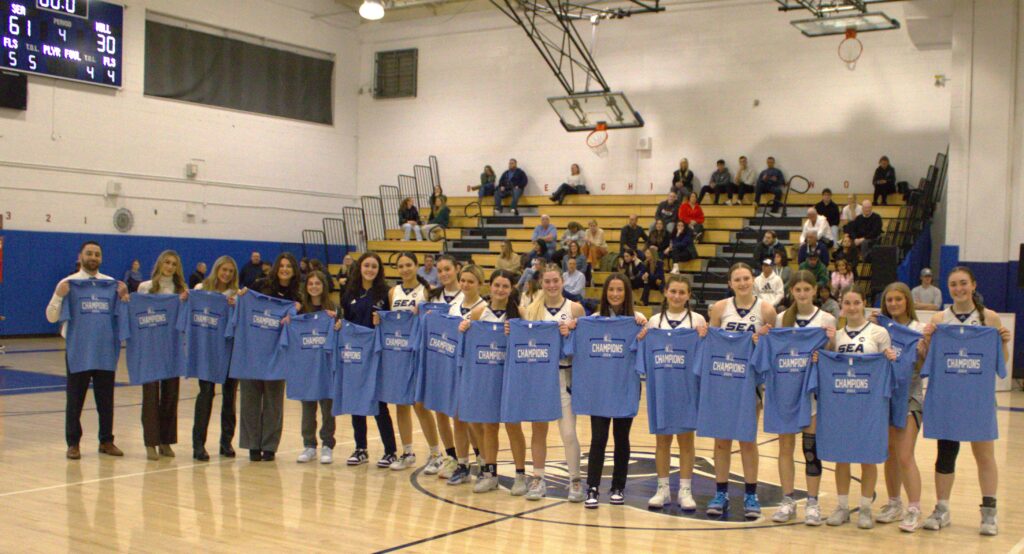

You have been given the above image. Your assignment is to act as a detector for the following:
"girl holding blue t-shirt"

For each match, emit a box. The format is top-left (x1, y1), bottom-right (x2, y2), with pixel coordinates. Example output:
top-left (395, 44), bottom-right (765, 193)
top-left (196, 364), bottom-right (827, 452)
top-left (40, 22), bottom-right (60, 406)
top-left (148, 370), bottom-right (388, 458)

top-left (292, 271), bottom-right (340, 465)
top-left (424, 255), bottom-right (466, 479)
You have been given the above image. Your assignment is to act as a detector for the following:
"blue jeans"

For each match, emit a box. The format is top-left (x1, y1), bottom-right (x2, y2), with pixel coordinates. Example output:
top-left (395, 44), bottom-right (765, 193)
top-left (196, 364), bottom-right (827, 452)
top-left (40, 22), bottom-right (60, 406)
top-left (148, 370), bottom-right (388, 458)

top-left (494, 186), bottom-right (523, 211)
top-left (478, 183), bottom-right (495, 198)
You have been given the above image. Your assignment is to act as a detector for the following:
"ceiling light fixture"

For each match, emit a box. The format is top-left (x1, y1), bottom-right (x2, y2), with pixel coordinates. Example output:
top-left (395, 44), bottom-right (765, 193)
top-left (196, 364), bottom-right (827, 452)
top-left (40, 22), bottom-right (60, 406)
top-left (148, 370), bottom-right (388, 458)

top-left (359, 0), bottom-right (385, 21)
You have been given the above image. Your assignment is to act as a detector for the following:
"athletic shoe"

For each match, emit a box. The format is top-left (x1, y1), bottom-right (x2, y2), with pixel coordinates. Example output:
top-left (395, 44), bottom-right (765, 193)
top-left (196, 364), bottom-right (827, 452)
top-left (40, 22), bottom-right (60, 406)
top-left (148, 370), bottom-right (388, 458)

top-left (980, 507), bottom-right (998, 536)
top-left (876, 499), bottom-right (904, 523)
top-left (584, 487), bottom-right (599, 509)
top-left (923, 507), bottom-right (951, 531)
top-left (899, 506), bottom-right (921, 533)
top-left (525, 477), bottom-right (546, 501)
top-left (447, 465), bottom-right (471, 485)
top-left (473, 473), bottom-right (499, 494)
top-left (826, 506), bottom-right (850, 526)
top-left (438, 457), bottom-right (458, 479)
top-left (805, 503), bottom-right (823, 526)
top-left (320, 447), bottom-right (333, 464)
top-left (858, 506), bottom-right (875, 529)
top-left (568, 479), bottom-right (586, 503)
top-left (261, 451), bottom-right (275, 462)
top-left (648, 484), bottom-right (671, 509)
top-left (346, 449), bottom-right (368, 466)
top-left (423, 454), bottom-right (444, 475)
top-left (706, 492), bottom-right (729, 516)
top-left (377, 453), bottom-right (398, 469)
top-left (772, 497), bottom-right (796, 523)
top-left (297, 447), bottom-right (316, 463)
top-left (609, 489), bottom-right (625, 505)
top-left (678, 487), bottom-right (696, 511)
top-left (390, 452), bottom-right (417, 471)
top-left (510, 474), bottom-right (529, 496)
top-left (744, 494), bottom-right (762, 519)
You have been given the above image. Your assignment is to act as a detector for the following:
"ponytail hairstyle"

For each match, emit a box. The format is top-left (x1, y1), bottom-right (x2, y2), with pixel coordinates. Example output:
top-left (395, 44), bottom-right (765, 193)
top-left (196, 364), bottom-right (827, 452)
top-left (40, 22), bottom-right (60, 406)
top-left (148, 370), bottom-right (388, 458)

top-left (148, 250), bottom-right (187, 294)
top-left (301, 270), bottom-right (337, 314)
top-left (396, 251), bottom-right (430, 289)
top-left (525, 263), bottom-right (565, 320)
top-left (781, 270), bottom-right (819, 327)
top-left (489, 269), bottom-right (521, 320)
top-left (950, 265), bottom-right (986, 323)
top-left (658, 273), bottom-right (692, 317)
top-left (428, 254), bottom-right (461, 301)
top-left (879, 281), bottom-right (918, 324)
top-left (598, 273), bottom-right (635, 317)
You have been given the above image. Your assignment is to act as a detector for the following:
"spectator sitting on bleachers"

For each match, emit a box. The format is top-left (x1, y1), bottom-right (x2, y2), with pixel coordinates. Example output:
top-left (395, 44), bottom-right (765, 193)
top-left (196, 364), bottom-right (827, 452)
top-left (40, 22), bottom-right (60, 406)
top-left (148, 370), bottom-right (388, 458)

top-left (553, 221), bottom-right (585, 265)
top-left (833, 234), bottom-right (860, 270)
top-left (830, 258), bottom-right (855, 297)
top-left (471, 165), bottom-right (496, 199)
top-left (800, 207), bottom-right (833, 246)
top-left (524, 239), bottom-right (550, 269)
top-left (667, 222), bottom-right (697, 273)
top-left (619, 248), bottom-right (647, 291)
top-left (754, 258), bottom-right (785, 308)
top-left (520, 270), bottom-right (541, 307)
top-left (532, 214), bottom-right (558, 253)
top-left (774, 250), bottom-right (792, 286)
top-left (620, 215), bottom-right (648, 256)
top-left (640, 245), bottom-right (664, 306)
top-left (754, 156), bottom-right (785, 212)
top-left (677, 192), bottom-right (705, 241)
top-left (562, 257), bottom-right (586, 300)
top-left (583, 219), bottom-right (608, 270)
top-left (518, 257), bottom-right (543, 292)
top-left (799, 252), bottom-right (828, 288)
top-left (671, 158), bottom-right (695, 197)
top-left (699, 159), bottom-right (732, 206)
top-left (872, 155), bottom-right (896, 206)
top-left (417, 254), bottom-right (440, 288)
top-left (335, 254), bottom-right (354, 290)
top-left (647, 219), bottom-right (671, 256)
top-left (732, 156), bottom-right (755, 205)
top-left (495, 240), bottom-right (522, 274)
top-left (550, 164), bottom-right (588, 204)
top-left (650, 191), bottom-right (680, 235)
top-left (399, 197), bottom-right (423, 241)
top-left (911, 267), bottom-right (943, 310)
top-left (753, 230), bottom-right (785, 268)
top-left (814, 188), bottom-right (841, 244)
top-left (840, 194), bottom-right (862, 232)
top-left (844, 200), bottom-right (883, 258)
top-left (818, 285), bottom-right (840, 319)
top-left (560, 240), bottom-right (587, 273)
top-left (421, 196), bottom-right (449, 241)
top-left (429, 184), bottom-right (447, 221)
top-left (495, 158), bottom-right (528, 215)
top-left (798, 231), bottom-right (830, 266)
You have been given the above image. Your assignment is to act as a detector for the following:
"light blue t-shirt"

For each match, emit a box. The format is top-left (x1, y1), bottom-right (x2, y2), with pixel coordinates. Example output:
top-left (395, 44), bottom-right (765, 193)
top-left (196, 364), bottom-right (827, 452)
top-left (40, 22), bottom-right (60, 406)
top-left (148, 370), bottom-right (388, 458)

top-left (566, 316), bottom-right (642, 418)
top-left (500, 320), bottom-right (565, 423)
top-left (695, 327), bottom-right (758, 442)
top-left (752, 327), bottom-right (827, 434)
top-left (118, 293), bottom-right (184, 385)
top-left (332, 322), bottom-right (379, 416)
top-left (809, 351), bottom-right (894, 463)
top-left (375, 311), bottom-right (421, 405)
top-left (59, 279), bottom-right (121, 373)
top-left (276, 312), bottom-right (336, 401)
top-left (177, 290), bottom-right (232, 384)
top-left (227, 291), bottom-right (296, 380)
top-left (458, 321), bottom-right (508, 423)
top-left (416, 312), bottom-right (463, 416)
top-left (876, 315), bottom-right (923, 428)
top-left (635, 327), bottom-right (701, 435)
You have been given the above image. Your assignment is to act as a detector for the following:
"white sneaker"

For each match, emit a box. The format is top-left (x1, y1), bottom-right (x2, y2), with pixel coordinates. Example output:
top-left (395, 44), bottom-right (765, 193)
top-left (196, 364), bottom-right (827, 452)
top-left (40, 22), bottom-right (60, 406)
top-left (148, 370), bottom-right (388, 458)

top-left (510, 474), bottom-right (529, 496)
top-left (423, 453), bottom-right (444, 475)
top-left (725, 200), bottom-right (733, 206)
top-left (899, 506), bottom-right (921, 533)
top-left (923, 507), bottom-right (951, 531)
top-left (297, 447), bottom-right (316, 463)
top-left (827, 506), bottom-right (850, 526)
top-left (772, 497), bottom-right (796, 523)
top-left (678, 486), bottom-right (696, 511)
top-left (805, 503), bottom-right (823, 526)
top-left (876, 499), bottom-right (903, 523)
top-left (438, 456), bottom-right (458, 479)
top-left (980, 507), bottom-right (998, 536)
top-left (525, 477), bottom-right (546, 501)
top-left (319, 446), bottom-right (333, 464)
top-left (473, 473), bottom-right (500, 494)
top-left (567, 479), bottom-right (585, 503)
top-left (648, 483), bottom-right (671, 509)
top-left (390, 452), bottom-right (417, 471)
top-left (858, 506), bottom-right (875, 529)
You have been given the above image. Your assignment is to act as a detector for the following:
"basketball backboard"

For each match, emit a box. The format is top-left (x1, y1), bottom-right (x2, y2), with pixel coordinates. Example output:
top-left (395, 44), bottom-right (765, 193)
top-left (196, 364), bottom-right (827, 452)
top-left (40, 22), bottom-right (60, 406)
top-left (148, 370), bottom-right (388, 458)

top-left (548, 91), bottom-right (644, 132)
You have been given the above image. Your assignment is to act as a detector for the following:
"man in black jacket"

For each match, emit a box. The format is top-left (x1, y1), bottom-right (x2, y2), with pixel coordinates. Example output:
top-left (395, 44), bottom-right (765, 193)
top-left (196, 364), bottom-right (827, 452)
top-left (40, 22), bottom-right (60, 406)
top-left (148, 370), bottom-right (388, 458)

top-left (814, 188), bottom-right (841, 244)
top-left (844, 200), bottom-right (883, 258)
top-left (620, 214), bottom-right (648, 257)
top-left (649, 191), bottom-right (679, 235)
top-left (188, 262), bottom-right (207, 289)
top-left (239, 252), bottom-right (263, 289)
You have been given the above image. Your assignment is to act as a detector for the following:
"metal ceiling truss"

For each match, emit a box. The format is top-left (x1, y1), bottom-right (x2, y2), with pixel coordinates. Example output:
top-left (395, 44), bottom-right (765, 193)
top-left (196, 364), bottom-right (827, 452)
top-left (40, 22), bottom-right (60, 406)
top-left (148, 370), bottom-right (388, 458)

top-left (773, 0), bottom-right (898, 17)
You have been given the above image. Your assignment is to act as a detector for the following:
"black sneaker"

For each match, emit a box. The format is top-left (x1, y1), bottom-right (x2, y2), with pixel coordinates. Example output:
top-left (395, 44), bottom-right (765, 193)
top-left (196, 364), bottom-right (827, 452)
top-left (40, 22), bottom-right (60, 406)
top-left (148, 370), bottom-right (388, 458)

top-left (511, 209), bottom-right (519, 216)
top-left (377, 453), bottom-right (398, 468)
top-left (610, 489), bottom-right (625, 505)
top-left (585, 487), bottom-right (600, 509)
top-left (261, 451), bottom-right (275, 462)
top-left (249, 449), bottom-right (261, 462)
top-left (346, 449), bottom-right (368, 466)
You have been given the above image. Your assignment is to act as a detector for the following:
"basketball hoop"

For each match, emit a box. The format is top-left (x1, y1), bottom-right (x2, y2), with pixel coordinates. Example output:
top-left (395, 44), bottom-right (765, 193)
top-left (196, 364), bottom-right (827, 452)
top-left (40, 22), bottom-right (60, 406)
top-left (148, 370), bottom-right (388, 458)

top-left (586, 122), bottom-right (609, 158)
top-left (838, 27), bottom-right (863, 71)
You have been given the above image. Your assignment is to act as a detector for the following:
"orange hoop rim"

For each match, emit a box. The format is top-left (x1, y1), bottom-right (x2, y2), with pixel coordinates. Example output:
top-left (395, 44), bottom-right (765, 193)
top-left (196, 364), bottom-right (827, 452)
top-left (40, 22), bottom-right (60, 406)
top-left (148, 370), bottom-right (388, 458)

top-left (586, 122), bottom-right (609, 148)
top-left (838, 29), bottom-right (863, 64)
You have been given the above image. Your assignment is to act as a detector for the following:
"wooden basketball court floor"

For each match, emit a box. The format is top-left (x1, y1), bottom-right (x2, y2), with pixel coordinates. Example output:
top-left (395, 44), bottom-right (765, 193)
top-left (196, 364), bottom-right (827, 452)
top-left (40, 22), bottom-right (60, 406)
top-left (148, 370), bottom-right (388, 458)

top-left (1, 337), bottom-right (1022, 553)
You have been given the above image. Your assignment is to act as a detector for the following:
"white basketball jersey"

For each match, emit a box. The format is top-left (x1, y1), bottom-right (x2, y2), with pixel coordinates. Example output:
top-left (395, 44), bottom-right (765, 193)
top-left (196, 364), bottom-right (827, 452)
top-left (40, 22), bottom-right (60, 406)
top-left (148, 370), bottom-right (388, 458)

top-left (441, 288), bottom-right (464, 307)
top-left (835, 321), bottom-right (891, 354)
top-left (774, 308), bottom-right (836, 329)
top-left (543, 299), bottom-right (573, 367)
top-left (720, 297), bottom-right (764, 333)
top-left (649, 310), bottom-right (706, 330)
top-left (391, 284), bottom-right (424, 312)
top-left (450, 297), bottom-right (485, 319)
top-left (480, 305), bottom-right (508, 322)
top-left (942, 307), bottom-right (982, 326)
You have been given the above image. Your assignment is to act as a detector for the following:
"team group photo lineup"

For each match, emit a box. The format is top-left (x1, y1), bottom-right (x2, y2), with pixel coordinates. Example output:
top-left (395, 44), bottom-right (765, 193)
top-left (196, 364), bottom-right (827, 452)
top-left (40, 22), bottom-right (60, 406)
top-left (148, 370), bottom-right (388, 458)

top-left (1, 0), bottom-right (1022, 551)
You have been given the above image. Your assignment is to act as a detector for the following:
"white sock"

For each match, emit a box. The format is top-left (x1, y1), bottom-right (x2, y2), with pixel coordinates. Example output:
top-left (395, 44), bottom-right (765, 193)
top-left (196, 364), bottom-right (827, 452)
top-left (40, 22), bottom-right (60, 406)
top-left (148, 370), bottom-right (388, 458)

top-left (535, 468), bottom-right (545, 479)
top-left (429, 445), bottom-right (440, 456)
top-left (889, 497), bottom-right (901, 505)
top-left (937, 499), bottom-right (950, 511)
top-left (861, 496), bottom-right (873, 509)
top-left (837, 495), bottom-right (849, 509)
top-left (657, 477), bottom-right (670, 487)
top-left (458, 457), bottom-right (468, 465)
top-left (403, 444), bottom-right (413, 455)
top-left (679, 478), bottom-right (692, 490)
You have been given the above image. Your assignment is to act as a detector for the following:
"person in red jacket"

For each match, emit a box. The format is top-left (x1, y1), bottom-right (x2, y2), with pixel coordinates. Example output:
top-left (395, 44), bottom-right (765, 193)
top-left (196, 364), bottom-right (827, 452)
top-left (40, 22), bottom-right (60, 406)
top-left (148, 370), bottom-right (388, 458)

top-left (677, 192), bottom-right (705, 241)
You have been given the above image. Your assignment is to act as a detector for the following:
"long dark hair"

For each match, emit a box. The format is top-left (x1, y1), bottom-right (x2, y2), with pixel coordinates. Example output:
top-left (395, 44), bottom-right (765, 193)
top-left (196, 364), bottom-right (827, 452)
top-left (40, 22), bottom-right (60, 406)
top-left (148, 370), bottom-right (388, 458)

top-left (598, 272), bottom-right (635, 317)
top-left (261, 252), bottom-right (300, 300)
top-left (301, 270), bottom-right (337, 314)
top-left (781, 270), bottom-right (819, 327)
top-left (344, 252), bottom-right (389, 305)
top-left (489, 269), bottom-right (521, 320)
top-left (658, 273), bottom-right (692, 317)
top-left (428, 254), bottom-right (462, 301)
top-left (396, 251), bottom-right (430, 288)
top-left (949, 265), bottom-right (986, 322)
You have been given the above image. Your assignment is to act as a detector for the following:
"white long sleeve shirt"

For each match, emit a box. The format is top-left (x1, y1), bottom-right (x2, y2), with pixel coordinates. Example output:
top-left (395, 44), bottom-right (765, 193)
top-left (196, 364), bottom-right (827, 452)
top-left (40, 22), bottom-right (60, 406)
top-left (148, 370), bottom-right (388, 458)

top-left (800, 216), bottom-right (833, 244)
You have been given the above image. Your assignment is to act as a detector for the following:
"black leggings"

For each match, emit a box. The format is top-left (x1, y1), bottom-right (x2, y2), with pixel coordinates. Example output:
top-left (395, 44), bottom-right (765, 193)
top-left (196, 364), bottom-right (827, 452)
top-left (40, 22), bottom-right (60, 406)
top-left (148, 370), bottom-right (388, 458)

top-left (352, 402), bottom-right (397, 455)
top-left (587, 416), bottom-right (634, 490)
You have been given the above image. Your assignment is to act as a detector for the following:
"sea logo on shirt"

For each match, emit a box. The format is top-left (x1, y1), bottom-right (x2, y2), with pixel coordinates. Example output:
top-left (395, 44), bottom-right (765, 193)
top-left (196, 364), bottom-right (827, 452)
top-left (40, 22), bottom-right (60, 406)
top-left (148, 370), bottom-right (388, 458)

top-left (251, 309), bottom-right (281, 330)
top-left (80, 294), bottom-right (111, 314)
top-left (832, 370), bottom-right (870, 394)
top-left (191, 307), bottom-right (221, 329)
top-left (589, 334), bottom-right (625, 359)
top-left (944, 349), bottom-right (984, 375)
top-left (384, 330), bottom-right (411, 351)
top-left (514, 339), bottom-right (551, 364)
top-left (427, 332), bottom-right (458, 357)
top-left (340, 343), bottom-right (363, 364)
top-left (301, 329), bottom-right (328, 349)
top-left (710, 352), bottom-right (748, 378)
top-left (653, 344), bottom-right (687, 370)
top-left (724, 315), bottom-right (757, 333)
top-left (477, 342), bottom-right (507, 365)
top-left (775, 349), bottom-right (809, 374)
top-left (137, 307), bottom-right (169, 328)
top-left (837, 336), bottom-right (866, 354)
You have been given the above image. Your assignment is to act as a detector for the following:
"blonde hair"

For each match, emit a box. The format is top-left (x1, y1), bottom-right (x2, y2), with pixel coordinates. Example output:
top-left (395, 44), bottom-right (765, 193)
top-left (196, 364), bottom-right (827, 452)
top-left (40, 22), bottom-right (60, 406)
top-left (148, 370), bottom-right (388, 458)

top-left (149, 250), bottom-right (186, 294)
top-left (201, 255), bottom-right (239, 293)
top-left (880, 281), bottom-right (918, 323)
top-left (525, 263), bottom-right (563, 320)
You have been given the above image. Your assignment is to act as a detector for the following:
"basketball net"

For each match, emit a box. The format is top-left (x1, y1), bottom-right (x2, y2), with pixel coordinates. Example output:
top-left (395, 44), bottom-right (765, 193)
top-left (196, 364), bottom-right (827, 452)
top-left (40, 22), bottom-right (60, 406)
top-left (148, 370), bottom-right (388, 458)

top-left (838, 28), bottom-right (863, 71)
top-left (587, 122), bottom-right (609, 158)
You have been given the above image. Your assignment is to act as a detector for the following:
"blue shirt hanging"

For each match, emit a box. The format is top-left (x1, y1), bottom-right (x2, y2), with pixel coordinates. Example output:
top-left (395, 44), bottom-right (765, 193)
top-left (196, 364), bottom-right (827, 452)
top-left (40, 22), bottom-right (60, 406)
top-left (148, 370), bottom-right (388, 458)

top-left (695, 327), bottom-right (758, 442)
top-left (635, 327), bottom-right (702, 435)
top-left (876, 315), bottom-right (923, 429)
top-left (275, 312), bottom-right (336, 401)
top-left (500, 320), bottom-right (566, 423)
top-left (417, 312), bottom-right (463, 416)
top-left (566, 316), bottom-right (642, 418)
top-left (752, 327), bottom-right (827, 434)
top-left (227, 290), bottom-right (296, 380)
top-left (375, 311), bottom-right (421, 405)
top-left (118, 293), bottom-right (185, 385)
top-left (176, 290), bottom-right (232, 384)
top-left (458, 321), bottom-right (508, 423)
top-left (808, 351), bottom-right (894, 463)
top-left (332, 322), bottom-right (380, 417)
top-left (59, 279), bottom-right (122, 373)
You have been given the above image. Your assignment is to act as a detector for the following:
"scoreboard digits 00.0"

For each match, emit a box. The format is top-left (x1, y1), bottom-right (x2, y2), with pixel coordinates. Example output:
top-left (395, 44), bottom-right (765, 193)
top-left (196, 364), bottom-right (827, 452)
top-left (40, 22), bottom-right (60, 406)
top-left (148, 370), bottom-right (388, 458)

top-left (2, 0), bottom-right (123, 88)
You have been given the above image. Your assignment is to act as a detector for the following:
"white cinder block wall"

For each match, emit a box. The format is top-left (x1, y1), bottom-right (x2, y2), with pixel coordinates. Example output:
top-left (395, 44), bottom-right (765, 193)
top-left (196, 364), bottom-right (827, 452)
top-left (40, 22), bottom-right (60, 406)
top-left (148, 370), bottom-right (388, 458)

top-left (356, 0), bottom-right (951, 199)
top-left (0, 0), bottom-right (361, 241)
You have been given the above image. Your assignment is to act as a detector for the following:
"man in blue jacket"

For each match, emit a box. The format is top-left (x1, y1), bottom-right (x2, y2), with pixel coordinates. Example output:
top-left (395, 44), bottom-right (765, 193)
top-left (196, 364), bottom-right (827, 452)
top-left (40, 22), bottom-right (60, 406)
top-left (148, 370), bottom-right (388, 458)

top-left (495, 158), bottom-right (528, 215)
top-left (754, 156), bottom-right (786, 212)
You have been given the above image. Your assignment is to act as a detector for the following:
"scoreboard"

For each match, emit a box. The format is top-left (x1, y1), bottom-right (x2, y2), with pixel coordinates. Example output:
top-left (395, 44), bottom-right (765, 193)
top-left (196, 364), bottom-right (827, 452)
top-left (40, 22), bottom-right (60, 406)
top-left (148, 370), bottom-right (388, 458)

top-left (1, 0), bottom-right (123, 88)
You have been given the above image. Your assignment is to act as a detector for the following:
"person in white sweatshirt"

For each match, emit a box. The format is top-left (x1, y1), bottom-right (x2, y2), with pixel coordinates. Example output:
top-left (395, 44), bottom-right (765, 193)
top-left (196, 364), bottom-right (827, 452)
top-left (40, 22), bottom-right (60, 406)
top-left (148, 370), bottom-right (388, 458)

top-left (754, 258), bottom-right (786, 309)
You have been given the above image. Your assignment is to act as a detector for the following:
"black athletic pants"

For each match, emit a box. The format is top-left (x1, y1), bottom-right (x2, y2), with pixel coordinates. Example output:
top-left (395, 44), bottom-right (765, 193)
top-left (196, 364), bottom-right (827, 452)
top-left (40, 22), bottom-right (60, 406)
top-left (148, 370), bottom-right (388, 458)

top-left (352, 402), bottom-right (397, 455)
top-left (587, 416), bottom-right (634, 490)
top-left (193, 378), bottom-right (238, 452)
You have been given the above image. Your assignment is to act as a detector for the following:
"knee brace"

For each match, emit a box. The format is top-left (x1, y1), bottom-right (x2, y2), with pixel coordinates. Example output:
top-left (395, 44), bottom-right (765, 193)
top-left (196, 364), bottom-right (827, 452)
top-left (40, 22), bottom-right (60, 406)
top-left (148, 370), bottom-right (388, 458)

top-left (802, 433), bottom-right (822, 477)
top-left (935, 439), bottom-right (960, 474)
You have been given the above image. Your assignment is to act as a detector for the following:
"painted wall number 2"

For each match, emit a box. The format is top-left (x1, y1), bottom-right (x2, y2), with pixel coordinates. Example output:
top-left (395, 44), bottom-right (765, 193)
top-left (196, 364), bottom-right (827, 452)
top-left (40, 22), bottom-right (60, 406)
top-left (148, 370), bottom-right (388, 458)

top-left (46, 214), bottom-right (51, 222)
